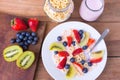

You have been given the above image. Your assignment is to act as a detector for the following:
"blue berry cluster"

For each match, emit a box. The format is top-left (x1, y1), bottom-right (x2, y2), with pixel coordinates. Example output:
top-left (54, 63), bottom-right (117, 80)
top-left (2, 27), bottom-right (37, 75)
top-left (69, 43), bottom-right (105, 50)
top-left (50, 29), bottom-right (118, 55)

top-left (10, 31), bottom-right (39, 50)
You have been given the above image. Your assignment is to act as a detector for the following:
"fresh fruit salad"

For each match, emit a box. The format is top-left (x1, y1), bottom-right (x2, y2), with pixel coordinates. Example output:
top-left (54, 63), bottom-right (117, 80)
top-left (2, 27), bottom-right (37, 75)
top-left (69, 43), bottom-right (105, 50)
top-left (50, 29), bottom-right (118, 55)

top-left (49, 29), bottom-right (104, 79)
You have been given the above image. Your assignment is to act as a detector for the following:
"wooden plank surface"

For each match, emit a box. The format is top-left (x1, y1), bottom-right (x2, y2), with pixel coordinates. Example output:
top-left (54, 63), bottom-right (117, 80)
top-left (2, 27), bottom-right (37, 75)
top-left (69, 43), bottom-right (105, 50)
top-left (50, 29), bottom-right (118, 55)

top-left (0, 0), bottom-right (120, 22)
top-left (0, 14), bottom-right (46, 80)
top-left (0, 0), bottom-right (120, 80)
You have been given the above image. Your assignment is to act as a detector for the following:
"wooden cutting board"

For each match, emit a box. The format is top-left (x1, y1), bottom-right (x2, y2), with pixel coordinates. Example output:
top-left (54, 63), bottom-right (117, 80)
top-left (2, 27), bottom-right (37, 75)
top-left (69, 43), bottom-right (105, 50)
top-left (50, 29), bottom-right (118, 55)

top-left (0, 13), bottom-right (46, 80)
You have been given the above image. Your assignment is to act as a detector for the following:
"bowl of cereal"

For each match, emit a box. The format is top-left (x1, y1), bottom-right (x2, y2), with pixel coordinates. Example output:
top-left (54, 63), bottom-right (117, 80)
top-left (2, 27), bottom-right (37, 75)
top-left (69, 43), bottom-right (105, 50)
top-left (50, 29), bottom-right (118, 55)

top-left (42, 21), bottom-right (107, 80)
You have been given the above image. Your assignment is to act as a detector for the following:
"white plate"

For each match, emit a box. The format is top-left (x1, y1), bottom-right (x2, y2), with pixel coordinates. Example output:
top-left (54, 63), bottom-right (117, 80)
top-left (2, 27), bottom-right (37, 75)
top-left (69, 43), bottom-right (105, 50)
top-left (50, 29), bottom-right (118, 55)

top-left (41, 21), bottom-right (107, 80)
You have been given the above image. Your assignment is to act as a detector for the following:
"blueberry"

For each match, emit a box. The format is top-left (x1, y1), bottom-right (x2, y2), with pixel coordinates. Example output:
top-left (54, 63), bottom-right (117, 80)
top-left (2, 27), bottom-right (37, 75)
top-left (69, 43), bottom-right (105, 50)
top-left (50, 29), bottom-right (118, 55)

top-left (57, 36), bottom-right (62, 41)
top-left (88, 62), bottom-right (93, 66)
top-left (24, 41), bottom-right (29, 46)
top-left (63, 41), bottom-right (67, 47)
top-left (65, 64), bottom-right (70, 69)
top-left (16, 32), bottom-right (21, 37)
top-left (54, 51), bottom-right (58, 55)
top-left (72, 41), bottom-right (76, 46)
top-left (82, 45), bottom-right (88, 50)
top-left (80, 34), bottom-right (83, 39)
top-left (31, 32), bottom-right (37, 37)
top-left (10, 38), bottom-right (16, 43)
top-left (19, 42), bottom-right (24, 46)
top-left (32, 41), bottom-right (37, 45)
top-left (27, 39), bottom-right (32, 44)
top-left (80, 60), bottom-right (86, 65)
top-left (23, 37), bottom-right (27, 41)
top-left (70, 57), bottom-right (75, 63)
top-left (19, 35), bottom-right (24, 40)
top-left (34, 37), bottom-right (39, 41)
top-left (21, 32), bottom-right (26, 36)
top-left (82, 68), bottom-right (88, 73)
top-left (26, 32), bottom-right (31, 37)
top-left (28, 36), bottom-right (33, 40)
top-left (79, 30), bottom-right (84, 35)
top-left (16, 38), bottom-right (21, 43)
top-left (22, 45), bottom-right (28, 50)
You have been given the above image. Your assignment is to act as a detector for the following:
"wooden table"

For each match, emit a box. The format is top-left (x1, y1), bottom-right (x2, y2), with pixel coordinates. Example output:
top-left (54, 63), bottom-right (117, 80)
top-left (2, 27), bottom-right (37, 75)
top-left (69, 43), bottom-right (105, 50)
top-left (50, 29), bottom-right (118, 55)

top-left (0, 0), bottom-right (120, 80)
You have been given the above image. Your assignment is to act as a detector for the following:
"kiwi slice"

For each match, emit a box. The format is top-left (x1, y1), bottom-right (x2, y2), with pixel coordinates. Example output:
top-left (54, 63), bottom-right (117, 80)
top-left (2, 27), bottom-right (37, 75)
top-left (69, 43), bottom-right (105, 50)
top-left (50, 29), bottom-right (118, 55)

top-left (80, 32), bottom-right (90, 47)
top-left (16, 51), bottom-right (35, 69)
top-left (3, 45), bottom-right (23, 62)
top-left (66, 65), bottom-right (77, 79)
top-left (49, 42), bottom-right (65, 51)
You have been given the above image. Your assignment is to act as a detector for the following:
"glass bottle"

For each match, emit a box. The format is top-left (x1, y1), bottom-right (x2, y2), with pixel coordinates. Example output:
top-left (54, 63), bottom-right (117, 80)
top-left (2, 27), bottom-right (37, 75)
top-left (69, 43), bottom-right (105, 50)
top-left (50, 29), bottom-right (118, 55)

top-left (80, 0), bottom-right (104, 21)
top-left (44, 0), bottom-right (74, 22)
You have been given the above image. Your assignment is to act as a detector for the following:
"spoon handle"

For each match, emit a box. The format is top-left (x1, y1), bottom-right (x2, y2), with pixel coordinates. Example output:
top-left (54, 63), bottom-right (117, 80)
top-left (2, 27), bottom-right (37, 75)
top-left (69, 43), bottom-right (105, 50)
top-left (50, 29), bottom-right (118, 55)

top-left (90, 29), bottom-right (110, 52)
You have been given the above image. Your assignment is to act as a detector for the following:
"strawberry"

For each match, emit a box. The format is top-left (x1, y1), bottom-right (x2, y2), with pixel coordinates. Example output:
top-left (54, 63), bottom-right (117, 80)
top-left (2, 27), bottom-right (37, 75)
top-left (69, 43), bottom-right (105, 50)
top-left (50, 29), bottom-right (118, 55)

top-left (57, 57), bottom-right (67, 69)
top-left (73, 29), bottom-right (81, 43)
top-left (73, 62), bottom-right (83, 70)
top-left (72, 48), bottom-right (83, 56)
top-left (28, 18), bottom-right (39, 32)
top-left (87, 38), bottom-right (95, 47)
top-left (67, 36), bottom-right (72, 47)
top-left (90, 58), bottom-right (102, 63)
top-left (11, 18), bottom-right (27, 31)
top-left (58, 51), bottom-right (69, 57)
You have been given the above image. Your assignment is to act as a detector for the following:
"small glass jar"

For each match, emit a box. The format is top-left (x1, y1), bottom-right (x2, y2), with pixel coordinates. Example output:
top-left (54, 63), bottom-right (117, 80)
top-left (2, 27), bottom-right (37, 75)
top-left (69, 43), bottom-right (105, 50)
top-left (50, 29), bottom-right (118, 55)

top-left (44, 0), bottom-right (74, 22)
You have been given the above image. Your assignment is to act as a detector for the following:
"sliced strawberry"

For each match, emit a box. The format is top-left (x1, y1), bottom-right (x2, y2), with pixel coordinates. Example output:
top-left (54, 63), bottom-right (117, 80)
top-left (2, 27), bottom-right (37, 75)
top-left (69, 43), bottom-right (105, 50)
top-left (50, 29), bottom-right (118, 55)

top-left (73, 62), bottom-right (83, 70)
top-left (67, 36), bottom-right (72, 47)
top-left (11, 18), bottom-right (27, 31)
top-left (72, 48), bottom-right (83, 56)
top-left (58, 51), bottom-right (69, 57)
top-left (28, 18), bottom-right (39, 32)
top-left (73, 29), bottom-right (81, 43)
top-left (90, 58), bottom-right (102, 63)
top-left (87, 38), bottom-right (95, 47)
top-left (57, 57), bottom-right (67, 69)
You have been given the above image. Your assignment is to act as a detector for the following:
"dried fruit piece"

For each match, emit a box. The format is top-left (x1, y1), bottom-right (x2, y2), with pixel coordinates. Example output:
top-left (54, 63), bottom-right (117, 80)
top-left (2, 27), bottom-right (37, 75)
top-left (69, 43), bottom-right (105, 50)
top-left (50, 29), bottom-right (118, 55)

top-left (3, 45), bottom-right (23, 62)
top-left (16, 51), bottom-right (35, 69)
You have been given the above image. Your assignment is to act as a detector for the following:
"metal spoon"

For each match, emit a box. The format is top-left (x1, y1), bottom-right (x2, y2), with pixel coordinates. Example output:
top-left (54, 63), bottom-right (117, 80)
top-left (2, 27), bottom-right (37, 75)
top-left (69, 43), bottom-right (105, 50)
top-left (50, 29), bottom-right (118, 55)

top-left (85, 29), bottom-right (110, 60)
top-left (90, 28), bottom-right (110, 52)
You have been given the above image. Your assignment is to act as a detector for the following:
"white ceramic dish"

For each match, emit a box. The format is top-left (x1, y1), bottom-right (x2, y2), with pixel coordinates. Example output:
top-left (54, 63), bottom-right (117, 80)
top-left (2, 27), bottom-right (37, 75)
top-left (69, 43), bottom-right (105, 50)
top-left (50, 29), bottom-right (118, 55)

top-left (41, 21), bottom-right (107, 80)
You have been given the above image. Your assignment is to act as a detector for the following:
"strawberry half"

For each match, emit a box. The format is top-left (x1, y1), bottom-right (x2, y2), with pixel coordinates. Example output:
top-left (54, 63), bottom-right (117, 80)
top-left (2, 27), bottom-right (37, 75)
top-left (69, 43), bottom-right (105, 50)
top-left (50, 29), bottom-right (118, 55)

top-left (67, 36), bottom-right (72, 47)
top-left (11, 18), bottom-right (27, 31)
top-left (57, 57), bottom-right (67, 69)
top-left (58, 51), bottom-right (69, 57)
top-left (28, 18), bottom-right (39, 32)
top-left (73, 29), bottom-right (81, 43)
top-left (72, 48), bottom-right (83, 56)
